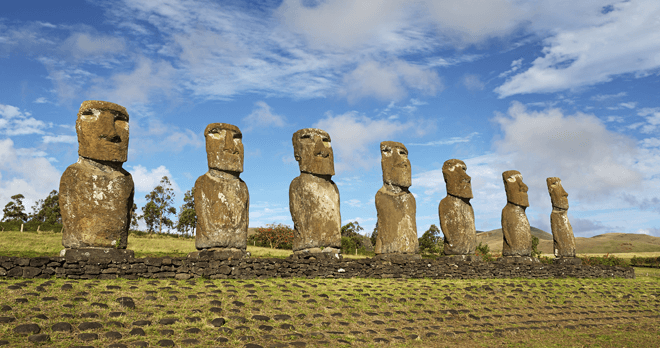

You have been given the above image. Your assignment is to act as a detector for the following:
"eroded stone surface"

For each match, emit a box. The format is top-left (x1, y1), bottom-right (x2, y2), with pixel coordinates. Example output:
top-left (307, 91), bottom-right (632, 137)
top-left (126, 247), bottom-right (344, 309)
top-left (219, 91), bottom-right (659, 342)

top-left (439, 159), bottom-right (476, 256)
top-left (501, 170), bottom-right (532, 257)
top-left (195, 123), bottom-right (249, 251)
top-left (375, 142), bottom-right (418, 255)
top-left (60, 100), bottom-right (134, 249)
top-left (547, 177), bottom-right (577, 258)
top-left (289, 129), bottom-right (340, 252)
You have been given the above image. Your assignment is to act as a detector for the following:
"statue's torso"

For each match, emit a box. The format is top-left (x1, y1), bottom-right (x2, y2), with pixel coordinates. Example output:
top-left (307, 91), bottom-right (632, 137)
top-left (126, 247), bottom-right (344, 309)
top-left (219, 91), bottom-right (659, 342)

top-left (289, 174), bottom-right (341, 251)
top-left (439, 195), bottom-right (476, 255)
top-left (194, 172), bottom-right (249, 250)
top-left (501, 202), bottom-right (532, 256)
top-left (59, 161), bottom-right (134, 249)
top-left (375, 187), bottom-right (418, 254)
top-left (550, 210), bottom-right (576, 257)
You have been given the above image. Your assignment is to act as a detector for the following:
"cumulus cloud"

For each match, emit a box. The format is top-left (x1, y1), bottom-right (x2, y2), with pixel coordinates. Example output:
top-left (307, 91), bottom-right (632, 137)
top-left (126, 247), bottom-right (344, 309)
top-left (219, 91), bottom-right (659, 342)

top-left (636, 108), bottom-right (660, 134)
top-left (0, 139), bottom-right (60, 213)
top-left (61, 32), bottom-right (126, 60)
top-left (314, 111), bottom-right (434, 172)
top-left (496, 1), bottom-right (660, 97)
top-left (129, 116), bottom-right (202, 157)
top-left (409, 132), bottom-right (479, 146)
top-left (0, 103), bottom-right (48, 136)
top-left (340, 60), bottom-right (442, 102)
top-left (129, 165), bottom-right (181, 194)
top-left (243, 101), bottom-right (286, 131)
top-left (492, 101), bottom-right (643, 205)
top-left (42, 135), bottom-right (76, 144)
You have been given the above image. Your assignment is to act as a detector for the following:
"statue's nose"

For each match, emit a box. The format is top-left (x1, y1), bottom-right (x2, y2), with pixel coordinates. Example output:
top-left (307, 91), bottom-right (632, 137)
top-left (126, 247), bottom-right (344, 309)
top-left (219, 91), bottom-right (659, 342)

top-left (98, 111), bottom-right (121, 143)
top-left (223, 132), bottom-right (238, 154)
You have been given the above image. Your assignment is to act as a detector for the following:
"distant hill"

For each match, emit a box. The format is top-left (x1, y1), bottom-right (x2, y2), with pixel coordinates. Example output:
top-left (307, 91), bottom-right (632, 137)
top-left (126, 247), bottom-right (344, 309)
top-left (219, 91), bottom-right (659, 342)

top-left (476, 228), bottom-right (660, 254)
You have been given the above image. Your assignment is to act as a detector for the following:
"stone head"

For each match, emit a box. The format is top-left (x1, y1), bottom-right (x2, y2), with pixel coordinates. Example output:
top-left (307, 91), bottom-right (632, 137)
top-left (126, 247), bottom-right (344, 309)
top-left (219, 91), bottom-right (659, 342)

top-left (547, 177), bottom-right (569, 210)
top-left (205, 123), bottom-right (243, 173)
top-left (442, 159), bottom-right (472, 199)
top-left (503, 170), bottom-right (529, 207)
top-left (380, 141), bottom-right (411, 188)
top-left (292, 128), bottom-right (334, 176)
top-left (76, 100), bottom-right (129, 163)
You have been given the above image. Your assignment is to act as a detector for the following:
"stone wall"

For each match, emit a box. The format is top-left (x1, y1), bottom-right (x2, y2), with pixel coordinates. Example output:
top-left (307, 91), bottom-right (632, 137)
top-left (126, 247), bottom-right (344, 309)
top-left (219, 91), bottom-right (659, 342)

top-left (0, 255), bottom-right (634, 280)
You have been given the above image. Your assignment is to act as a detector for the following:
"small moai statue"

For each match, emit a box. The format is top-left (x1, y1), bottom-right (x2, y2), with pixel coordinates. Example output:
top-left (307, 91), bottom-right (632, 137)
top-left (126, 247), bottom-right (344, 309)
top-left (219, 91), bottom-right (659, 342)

top-left (59, 100), bottom-right (135, 260)
top-left (547, 177), bottom-right (580, 264)
top-left (374, 141), bottom-right (419, 260)
top-left (438, 159), bottom-right (478, 260)
top-left (191, 123), bottom-right (249, 259)
top-left (500, 170), bottom-right (534, 261)
top-left (289, 128), bottom-right (341, 259)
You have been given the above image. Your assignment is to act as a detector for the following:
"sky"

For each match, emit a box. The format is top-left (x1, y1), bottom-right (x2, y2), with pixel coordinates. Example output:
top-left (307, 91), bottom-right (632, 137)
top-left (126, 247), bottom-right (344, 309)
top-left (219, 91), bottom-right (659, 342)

top-left (1, 0), bottom-right (659, 238)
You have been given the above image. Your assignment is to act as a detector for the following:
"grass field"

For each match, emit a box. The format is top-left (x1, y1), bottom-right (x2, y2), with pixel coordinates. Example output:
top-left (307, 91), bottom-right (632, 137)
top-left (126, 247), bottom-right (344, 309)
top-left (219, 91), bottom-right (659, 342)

top-left (1, 231), bottom-right (659, 347)
top-left (1, 276), bottom-right (658, 347)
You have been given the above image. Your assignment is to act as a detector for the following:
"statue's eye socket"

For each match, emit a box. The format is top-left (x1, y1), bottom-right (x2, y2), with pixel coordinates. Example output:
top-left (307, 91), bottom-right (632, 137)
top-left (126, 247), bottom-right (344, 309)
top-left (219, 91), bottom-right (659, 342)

top-left (114, 113), bottom-right (128, 122)
top-left (300, 134), bottom-right (311, 139)
top-left (399, 150), bottom-right (407, 155)
top-left (82, 110), bottom-right (93, 116)
top-left (322, 137), bottom-right (329, 142)
top-left (233, 133), bottom-right (242, 140)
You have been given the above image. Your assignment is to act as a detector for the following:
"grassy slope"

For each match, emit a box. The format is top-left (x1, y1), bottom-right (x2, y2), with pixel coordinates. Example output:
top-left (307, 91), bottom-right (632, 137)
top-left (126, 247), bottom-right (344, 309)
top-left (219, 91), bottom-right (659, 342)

top-left (477, 227), bottom-right (660, 255)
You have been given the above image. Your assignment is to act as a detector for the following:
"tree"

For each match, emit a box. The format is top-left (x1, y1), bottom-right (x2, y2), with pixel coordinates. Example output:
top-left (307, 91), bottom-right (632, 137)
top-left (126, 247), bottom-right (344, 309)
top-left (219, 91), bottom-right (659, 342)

top-left (531, 235), bottom-right (542, 258)
top-left (419, 224), bottom-right (442, 254)
top-left (176, 188), bottom-right (196, 237)
top-left (2, 194), bottom-right (29, 222)
top-left (141, 176), bottom-right (176, 234)
top-left (30, 190), bottom-right (61, 224)
top-left (130, 203), bottom-right (139, 231)
top-left (341, 221), bottom-right (364, 238)
top-left (370, 222), bottom-right (378, 247)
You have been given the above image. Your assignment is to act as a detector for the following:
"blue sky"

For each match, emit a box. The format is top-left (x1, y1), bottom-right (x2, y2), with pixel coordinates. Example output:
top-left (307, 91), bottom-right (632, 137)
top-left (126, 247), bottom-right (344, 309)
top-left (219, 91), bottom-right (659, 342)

top-left (1, 0), bottom-right (659, 238)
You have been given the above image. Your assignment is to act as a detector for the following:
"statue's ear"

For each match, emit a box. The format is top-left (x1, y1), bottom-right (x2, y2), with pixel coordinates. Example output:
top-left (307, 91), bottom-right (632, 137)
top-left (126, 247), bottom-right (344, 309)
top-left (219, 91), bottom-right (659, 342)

top-left (294, 153), bottom-right (301, 161)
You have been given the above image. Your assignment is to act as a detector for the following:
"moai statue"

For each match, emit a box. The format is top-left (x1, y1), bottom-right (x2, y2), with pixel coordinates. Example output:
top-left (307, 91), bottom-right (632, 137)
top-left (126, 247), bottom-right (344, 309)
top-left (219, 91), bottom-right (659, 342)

top-left (59, 100), bottom-right (134, 260)
top-left (289, 128), bottom-right (341, 259)
top-left (438, 159), bottom-right (477, 260)
top-left (500, 170), bottom-right (534, 261)
top-left (374, 141), bottom-right (419, 260)
top-left (191, 123), bottom-right (249, 259)
top-left (547, 177), bottom-right (580, 264)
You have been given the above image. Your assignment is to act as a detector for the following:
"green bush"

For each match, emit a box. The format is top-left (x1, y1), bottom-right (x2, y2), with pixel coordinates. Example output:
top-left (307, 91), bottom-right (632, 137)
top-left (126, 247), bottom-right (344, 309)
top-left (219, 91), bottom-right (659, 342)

top-left (419, 224), bottom-right (442, 256)
top-left (531, 235), bottom-right (542, 258)
top-left (249, 224), bottom-right (294, 250)
top-left (476, 242), bottom-right (495, 262)
top-left (630, 256), bottom-right (660, 267)
top-left (580, 254), bottom-right (629, 267)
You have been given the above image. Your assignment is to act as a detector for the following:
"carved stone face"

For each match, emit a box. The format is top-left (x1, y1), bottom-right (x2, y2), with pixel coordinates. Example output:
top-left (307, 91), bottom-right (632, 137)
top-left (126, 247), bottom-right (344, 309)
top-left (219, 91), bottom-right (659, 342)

top-left (76, 100), bottom-right (129, 163)
top-left (380, 141), bottom-right (411, 188)
top-left (205, 123), bottom-right (243, 173)
top-left (547, 177), bottom-right (569, 210)
top-left (503, 170), bottom-right (529, 207)
top-left (292, 128), bottom-right (334, 176)
top-left (442, 159), bottom-right (472, 199)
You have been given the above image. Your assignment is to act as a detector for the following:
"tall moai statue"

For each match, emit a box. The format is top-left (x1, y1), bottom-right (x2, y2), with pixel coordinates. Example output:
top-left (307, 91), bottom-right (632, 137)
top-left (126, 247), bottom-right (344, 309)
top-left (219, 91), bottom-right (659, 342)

top-left (501, 170), bottom-right (534, 260)
top-left (374, 141), bottom-right (419, 259)
top-left (192, 123), bottom-right (249, 259)
top-left (59, 100), bottom-right (135, 260)
top-left (438, 159), bottom-right (477, 260)
top-left (289, 128), bottom-right (341, 259)
top-left (547, 177), bottom-right (580, 264)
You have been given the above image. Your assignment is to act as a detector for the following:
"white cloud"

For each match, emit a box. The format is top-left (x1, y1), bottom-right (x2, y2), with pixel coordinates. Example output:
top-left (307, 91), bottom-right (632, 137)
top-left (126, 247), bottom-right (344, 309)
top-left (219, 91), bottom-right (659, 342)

top-left (498, 58), bottom-right (523, 78)
top-left (462, 74), bottom-right (485, 91)
top-left (639, 138), bottom-right (660, 148)
top-left (340, 60), bottom-right (443, 103)
top-left (409, 132), bottom-right (479, 146)
top-left (345, 199), bottom-right (362, 208)
top-left (619, 102), bottom-right (637, 109)
top-left (61, 32), bottom-right (126, 59)
top-left (636, 108), bottom-right (660, 134)
top-left (0, 139), bottom-right (60, 214)
top-left (314, 111), bottom-right (434, 172)
top-left (42, 135), bottom-right (76, 144)
top-left (33, 97), bottom-right (49, 104)
top-left (242, 101), bottom-right (286, 131)
top-left (128, 115), bottom-right (202, 157)
top-left (129, 165), bottom-right (181, 194)
top-left (591, 92), bottom-right (627, 101)
top-left (0, 103), bottom-right (48, 136)
top-left (492, 101), bottom-right (643, 205)
top-left (496, 1), bottom-right (660, 97)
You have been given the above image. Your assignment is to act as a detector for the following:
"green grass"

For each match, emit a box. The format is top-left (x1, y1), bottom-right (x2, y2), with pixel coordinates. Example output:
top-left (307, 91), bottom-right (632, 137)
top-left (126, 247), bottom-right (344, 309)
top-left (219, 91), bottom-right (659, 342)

top-left (0, 276), bottom-right (658, 347)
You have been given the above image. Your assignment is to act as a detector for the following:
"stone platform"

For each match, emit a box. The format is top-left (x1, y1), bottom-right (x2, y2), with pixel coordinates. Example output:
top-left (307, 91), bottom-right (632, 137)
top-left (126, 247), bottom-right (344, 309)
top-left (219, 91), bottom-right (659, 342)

top-left (60, 248), bottom-right (134, 262)
top-left (187, 248), bottom-right (250, 260)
